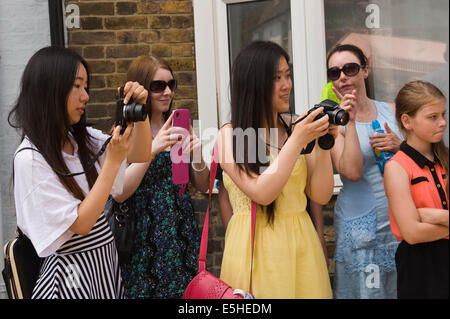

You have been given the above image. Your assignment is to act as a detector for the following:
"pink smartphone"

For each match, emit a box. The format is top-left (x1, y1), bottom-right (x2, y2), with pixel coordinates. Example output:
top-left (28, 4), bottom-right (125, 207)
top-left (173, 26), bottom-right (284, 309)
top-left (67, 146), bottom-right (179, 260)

top-left (171, 109), bottom-right (190, 185)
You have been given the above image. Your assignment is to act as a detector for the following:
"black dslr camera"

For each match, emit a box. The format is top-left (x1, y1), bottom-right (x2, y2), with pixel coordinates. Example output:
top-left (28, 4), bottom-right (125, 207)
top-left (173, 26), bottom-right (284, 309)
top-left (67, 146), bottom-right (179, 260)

top-left (295, 99), bottom-right (349, 153)
top-left (308, 99), bottom-right (349, 126)
top-left (115, 87), bottom-right (148, 134)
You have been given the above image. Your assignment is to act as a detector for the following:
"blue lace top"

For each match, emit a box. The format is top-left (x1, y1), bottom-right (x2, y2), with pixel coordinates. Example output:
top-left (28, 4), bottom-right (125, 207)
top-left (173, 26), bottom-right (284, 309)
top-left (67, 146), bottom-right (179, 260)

top-left (334, 100), bottom-right (402, 273)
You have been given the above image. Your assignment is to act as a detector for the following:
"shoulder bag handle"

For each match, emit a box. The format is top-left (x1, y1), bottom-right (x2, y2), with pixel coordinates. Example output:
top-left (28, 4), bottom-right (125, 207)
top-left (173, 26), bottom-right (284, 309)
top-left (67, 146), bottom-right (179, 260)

top-left (198, 142), bottom-right (256, 295)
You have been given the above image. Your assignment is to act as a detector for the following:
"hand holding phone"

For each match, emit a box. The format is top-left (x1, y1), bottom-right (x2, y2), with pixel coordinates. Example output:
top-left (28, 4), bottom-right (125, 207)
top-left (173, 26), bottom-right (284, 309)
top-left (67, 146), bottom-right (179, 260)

top-left (152, 113), bottom-right (184, 155)
top-left (171, 109), bottom-right (190, 185)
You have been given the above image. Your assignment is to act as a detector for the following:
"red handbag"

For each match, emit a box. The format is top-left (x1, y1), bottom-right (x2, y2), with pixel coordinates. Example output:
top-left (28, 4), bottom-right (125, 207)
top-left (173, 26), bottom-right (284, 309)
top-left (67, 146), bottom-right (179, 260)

top-left (183, 143), bottom-right (256, 299)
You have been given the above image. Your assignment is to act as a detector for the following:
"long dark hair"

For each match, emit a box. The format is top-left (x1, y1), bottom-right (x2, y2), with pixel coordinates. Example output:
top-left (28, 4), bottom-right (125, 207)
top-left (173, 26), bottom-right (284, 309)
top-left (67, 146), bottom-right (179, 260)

top-left (326, 43), bottom-right (372, 98)
top-left (126, 55), bottom-right (174, 122)
top-left (230, 41), bottom-right (290, 225)
top-left (8, 46), bottom-right (99, 201)
top-left (395, 80), bottom-right (449, 195)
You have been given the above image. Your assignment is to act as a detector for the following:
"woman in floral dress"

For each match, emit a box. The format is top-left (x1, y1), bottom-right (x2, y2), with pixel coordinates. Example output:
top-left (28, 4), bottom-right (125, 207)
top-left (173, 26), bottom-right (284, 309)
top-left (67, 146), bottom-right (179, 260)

top-left (114, 56), bottom-right (209, 298)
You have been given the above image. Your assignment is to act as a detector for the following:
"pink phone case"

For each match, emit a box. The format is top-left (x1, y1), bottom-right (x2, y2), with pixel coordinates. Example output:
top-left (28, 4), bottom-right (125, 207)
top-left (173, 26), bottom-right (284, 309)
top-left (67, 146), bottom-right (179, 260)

top-left (171, 109), bottom-right (190, 185)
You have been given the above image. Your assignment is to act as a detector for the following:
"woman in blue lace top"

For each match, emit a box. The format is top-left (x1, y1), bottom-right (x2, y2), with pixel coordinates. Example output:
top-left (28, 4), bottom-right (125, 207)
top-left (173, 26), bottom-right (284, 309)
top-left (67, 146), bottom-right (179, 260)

top-left (328, 44), bottom-right (403, 298)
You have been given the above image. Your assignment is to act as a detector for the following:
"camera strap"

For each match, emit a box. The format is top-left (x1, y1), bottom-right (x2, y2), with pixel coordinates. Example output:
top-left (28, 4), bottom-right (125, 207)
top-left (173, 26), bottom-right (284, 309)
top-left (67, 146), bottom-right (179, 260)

top-left (277, 112), bottom-right (315, 154)
top-left (278, 112), bottom-right (293, 137)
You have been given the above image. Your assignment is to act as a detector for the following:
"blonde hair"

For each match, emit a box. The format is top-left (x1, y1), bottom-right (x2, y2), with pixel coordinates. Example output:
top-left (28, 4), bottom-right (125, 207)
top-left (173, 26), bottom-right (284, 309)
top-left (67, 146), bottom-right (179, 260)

top-left (395, 80), bottom-right (448, 195)
top-left (126, 55), bottom-right (173, 120)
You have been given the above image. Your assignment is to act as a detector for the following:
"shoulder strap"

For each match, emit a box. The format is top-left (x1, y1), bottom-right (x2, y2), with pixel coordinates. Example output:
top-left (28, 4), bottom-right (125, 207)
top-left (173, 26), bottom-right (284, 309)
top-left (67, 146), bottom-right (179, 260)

top-left (198, 142), bottom-right (256, 295)
top-left (12, 147), bottom-right (39, 184)
top-left (12, 147), bottom-right (41, 242)
top-left (197, 143), bottom-right (219, 272)
top-left (14, 147), bottom-right (39, 157)
top-left (249, 201), bottom-right (256, 295)
top-left (13, 138), bottom-right (111, 178)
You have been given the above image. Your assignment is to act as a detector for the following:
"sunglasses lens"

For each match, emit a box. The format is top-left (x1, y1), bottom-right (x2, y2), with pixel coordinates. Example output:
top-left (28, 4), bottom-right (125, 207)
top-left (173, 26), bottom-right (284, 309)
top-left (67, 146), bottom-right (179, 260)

top-left (150, 81), bottom-right (166, 93)
top-left (327, 63), bottom-right (361, 81)
top-left (168, 79), bottom-right (177, 91)
top-left (343, 63), bottom-right (360, 77)
top-left (150, 80), bottom-right (177, 93)
top-left (327, 67), bottom-right (341, 81)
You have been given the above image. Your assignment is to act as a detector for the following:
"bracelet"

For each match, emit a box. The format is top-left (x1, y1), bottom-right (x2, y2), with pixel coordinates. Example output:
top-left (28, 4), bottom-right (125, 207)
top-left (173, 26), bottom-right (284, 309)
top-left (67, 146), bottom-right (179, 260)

top-left (191, 161), bottom-right (207, 172)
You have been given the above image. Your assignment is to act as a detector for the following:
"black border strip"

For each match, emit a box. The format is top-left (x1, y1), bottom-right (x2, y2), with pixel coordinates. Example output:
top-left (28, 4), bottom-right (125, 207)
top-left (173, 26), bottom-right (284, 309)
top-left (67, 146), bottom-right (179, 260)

top-left (48, 0), bottom-right (65, 46)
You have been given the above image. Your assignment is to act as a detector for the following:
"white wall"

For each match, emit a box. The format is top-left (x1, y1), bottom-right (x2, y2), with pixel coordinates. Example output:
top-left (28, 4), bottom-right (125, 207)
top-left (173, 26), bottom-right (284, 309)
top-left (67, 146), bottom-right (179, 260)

top-left (0, 0), bottom-right (51, 299)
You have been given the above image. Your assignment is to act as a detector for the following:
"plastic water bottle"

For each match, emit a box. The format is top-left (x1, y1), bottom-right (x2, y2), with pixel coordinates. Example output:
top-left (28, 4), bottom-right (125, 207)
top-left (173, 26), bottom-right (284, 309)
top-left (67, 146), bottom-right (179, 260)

top-left (371, 120), bottom-right (394, 175)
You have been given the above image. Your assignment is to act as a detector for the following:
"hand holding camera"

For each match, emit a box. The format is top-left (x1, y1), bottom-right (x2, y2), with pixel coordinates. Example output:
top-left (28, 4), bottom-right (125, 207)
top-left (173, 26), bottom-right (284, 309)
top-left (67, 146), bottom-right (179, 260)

top-left (293, 99), bottom-right (349, 153)
top-left (122, 81), bottom-right (148, 105)
top-left (291, 106), bottom-right (330, 147)
top-left (115, 82), bottom-right (149, 135)
top-left (106, 123), bottom-right (133, 167)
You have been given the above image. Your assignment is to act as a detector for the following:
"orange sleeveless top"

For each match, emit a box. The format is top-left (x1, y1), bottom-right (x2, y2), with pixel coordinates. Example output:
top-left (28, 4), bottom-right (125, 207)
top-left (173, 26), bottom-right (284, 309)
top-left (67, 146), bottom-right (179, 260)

top-left (388, 142), bottom-right (448, 241)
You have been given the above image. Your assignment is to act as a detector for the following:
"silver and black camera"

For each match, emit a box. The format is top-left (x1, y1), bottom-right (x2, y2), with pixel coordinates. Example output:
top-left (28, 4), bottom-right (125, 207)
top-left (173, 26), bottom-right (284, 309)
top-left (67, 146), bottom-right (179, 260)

top-left (115, 87), bottom-right (148, 134)
top-left (308, 99), bottom-right (349, 126)
top-left (296, 99), bottom-right (349, 153)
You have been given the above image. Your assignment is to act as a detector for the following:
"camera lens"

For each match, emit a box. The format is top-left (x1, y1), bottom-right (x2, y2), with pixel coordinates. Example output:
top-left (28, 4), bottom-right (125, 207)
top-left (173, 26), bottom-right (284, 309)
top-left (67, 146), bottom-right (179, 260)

top-left (318, 133), bottom-right (335, 150)
top-left (333, 109), bottom-right (349, 126)
top-left (123, 102), bottom-right (148, 122)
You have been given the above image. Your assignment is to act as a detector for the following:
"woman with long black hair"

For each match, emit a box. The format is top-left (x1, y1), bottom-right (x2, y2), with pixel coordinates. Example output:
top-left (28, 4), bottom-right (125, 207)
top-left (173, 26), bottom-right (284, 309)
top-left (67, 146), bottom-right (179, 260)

top-left (8, 46), bottom-right (152, 299)
top-left (218, 41), bottom-right (336, 298)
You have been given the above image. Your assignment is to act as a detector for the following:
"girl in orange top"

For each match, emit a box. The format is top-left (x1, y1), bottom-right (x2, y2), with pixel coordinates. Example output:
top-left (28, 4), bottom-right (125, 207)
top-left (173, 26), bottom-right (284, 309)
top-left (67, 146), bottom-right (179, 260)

top-left (384, 80), bottom-right (449, 299)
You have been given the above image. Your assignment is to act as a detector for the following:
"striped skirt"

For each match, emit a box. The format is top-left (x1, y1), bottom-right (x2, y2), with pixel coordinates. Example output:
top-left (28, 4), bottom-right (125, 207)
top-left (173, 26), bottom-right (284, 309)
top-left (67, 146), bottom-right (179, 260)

top-left (32, 213), bottom-right (124, 299)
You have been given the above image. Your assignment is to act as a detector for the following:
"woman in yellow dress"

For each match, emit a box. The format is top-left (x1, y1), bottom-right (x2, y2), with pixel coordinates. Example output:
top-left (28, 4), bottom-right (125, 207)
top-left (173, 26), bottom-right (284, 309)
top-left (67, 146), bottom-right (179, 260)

top-left (218, 41), bottom-right (336, 299)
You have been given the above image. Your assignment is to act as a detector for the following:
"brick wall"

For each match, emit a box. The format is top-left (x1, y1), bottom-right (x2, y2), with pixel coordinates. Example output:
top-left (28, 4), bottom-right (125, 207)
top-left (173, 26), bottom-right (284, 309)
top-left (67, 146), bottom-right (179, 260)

top-left (65, 0), bottom-right (336, 281)
top-left (65, 0), bottom-right (197, 124)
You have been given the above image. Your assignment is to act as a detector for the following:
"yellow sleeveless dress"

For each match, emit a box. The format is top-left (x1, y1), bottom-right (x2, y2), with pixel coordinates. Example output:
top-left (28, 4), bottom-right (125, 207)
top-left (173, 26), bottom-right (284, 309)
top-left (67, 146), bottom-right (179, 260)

top-left (220, 155), bottom-right (333, 299)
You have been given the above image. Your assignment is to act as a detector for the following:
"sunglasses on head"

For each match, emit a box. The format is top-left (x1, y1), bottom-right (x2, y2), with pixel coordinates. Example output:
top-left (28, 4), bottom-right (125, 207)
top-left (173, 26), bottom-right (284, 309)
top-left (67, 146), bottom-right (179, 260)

top-left (327, 63), bottom-right (363, 81)
top-left (149, 79), bottom-right (177, 93)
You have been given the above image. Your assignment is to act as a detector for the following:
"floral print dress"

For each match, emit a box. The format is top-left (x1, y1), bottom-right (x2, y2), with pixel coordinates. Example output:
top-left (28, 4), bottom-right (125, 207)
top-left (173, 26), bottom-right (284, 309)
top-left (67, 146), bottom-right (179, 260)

top-left (121, 151), bottom-right (200, 299)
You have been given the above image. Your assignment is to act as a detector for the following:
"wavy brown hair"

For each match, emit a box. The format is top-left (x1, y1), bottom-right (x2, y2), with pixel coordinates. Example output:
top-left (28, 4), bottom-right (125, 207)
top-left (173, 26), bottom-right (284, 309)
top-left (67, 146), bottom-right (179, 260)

top-left (395, 80), bottom-right (449, 195)
top-left (126, 55), bottom-right (174, 122)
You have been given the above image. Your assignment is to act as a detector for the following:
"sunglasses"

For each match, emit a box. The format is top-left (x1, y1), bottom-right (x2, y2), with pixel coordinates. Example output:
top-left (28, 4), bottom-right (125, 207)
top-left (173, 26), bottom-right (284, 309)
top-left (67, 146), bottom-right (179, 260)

top-left (149, 79), bottom-right (177, 93)
top-left (327, 63), bottom-right (363, 81)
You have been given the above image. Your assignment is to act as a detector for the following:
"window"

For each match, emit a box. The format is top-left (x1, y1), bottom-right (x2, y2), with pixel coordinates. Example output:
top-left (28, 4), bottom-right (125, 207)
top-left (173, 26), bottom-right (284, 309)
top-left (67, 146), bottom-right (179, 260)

top-left (193, 0), bottom-right (328, 161)
top-left (323, 0), bottom-right (449, 144)
top-left (227, 0), bottom-right (295, 119)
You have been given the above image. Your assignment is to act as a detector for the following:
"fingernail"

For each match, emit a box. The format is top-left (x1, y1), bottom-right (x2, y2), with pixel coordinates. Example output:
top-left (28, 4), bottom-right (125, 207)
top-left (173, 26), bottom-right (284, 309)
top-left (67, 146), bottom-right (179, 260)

top-left (178, 136), bottom-right (182, 141)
